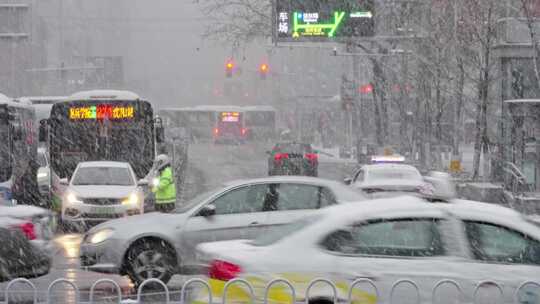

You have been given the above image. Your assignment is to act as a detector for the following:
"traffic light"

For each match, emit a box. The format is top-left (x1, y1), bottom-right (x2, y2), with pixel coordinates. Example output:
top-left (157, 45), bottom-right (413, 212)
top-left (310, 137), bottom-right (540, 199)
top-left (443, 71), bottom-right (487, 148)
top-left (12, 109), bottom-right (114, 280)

top-left (225, 60), bottom-right (234, 78)
top-left (259, 63), bottom-right (268, 79)
top-left (359, 84), bottom-right (373, 94)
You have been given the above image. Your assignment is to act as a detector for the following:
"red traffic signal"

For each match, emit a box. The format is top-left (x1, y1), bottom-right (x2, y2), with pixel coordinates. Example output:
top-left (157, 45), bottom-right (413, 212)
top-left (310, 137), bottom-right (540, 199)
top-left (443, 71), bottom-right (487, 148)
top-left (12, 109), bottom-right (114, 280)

top-left (259, 63), bottom-right (269, 79)
top-left (225, 60), bottom-right (234, 78)
top-left (359, 84), bottom-right (373, 94)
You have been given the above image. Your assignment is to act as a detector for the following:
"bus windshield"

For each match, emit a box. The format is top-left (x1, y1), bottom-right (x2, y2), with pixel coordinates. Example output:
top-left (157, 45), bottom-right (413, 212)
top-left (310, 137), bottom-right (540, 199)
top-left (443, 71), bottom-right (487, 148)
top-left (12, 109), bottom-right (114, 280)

top-left (49, 100), bottom-right (155, 179)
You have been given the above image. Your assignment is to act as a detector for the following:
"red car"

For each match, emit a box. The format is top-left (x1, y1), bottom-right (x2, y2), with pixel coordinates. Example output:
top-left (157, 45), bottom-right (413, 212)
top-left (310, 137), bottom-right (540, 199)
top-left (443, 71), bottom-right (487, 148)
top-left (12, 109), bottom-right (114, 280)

top-left (267, 142), bottom-right (318, 177)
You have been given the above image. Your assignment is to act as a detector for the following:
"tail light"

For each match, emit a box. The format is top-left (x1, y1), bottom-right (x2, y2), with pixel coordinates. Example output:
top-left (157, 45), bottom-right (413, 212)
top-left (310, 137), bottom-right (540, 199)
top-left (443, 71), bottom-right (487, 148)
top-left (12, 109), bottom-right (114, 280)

top-left (213, 128), bottom-right (219, 136)
top-left (241, 128), bottom-right (247, 136)
top-left (11, 222), bottom-right (37, 240)
top-left (304, 153), bottom-right (318, 163)
top-left (208, 260), bottom-right (242, 281)
top-left (274, 153), bottom-right (289, 165)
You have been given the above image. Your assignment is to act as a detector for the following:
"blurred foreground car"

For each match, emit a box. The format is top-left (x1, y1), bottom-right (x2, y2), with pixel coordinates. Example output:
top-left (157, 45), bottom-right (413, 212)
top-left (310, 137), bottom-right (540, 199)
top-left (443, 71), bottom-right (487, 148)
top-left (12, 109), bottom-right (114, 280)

top-left (194, 196), bottom-right (540, 304)
top-left (267, 142), bottom-right (318, 177)
top-left (345, 163), bottom-right (427, 198)
top-left (79, 176), bottom-right (364, 286)
top-left (60, 161), bottom-right (145, 229)
top-left (0, 225), bottom-right (51, 282)
top-left (0, 204), bottom-right (55, 255)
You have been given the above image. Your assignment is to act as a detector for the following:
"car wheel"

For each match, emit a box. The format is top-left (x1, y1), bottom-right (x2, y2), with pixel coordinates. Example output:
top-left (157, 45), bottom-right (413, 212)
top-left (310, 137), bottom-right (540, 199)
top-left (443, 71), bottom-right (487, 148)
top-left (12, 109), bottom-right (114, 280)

top-left (126, 239), bottom-right (176, 287)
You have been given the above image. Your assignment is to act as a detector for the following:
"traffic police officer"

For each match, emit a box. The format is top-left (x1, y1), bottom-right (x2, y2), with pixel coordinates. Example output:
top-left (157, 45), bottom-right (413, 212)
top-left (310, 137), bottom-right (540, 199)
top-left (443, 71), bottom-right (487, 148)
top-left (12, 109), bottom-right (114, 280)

top-left (152, 154), bottom-right (177, 213)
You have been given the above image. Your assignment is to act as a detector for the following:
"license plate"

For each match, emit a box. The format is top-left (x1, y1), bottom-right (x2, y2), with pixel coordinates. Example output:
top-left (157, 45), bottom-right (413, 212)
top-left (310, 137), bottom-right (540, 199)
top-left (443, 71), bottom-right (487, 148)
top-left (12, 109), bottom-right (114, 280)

top-left (90, 206), bottom-right (116, 214)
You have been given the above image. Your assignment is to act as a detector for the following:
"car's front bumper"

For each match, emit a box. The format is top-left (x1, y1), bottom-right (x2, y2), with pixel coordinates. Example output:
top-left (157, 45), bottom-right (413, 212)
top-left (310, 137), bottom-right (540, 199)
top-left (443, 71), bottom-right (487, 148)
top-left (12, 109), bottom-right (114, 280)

top-left (79, 238), bottom-right (126, 274)
top-left (62, 201), bottom-right (141, 223)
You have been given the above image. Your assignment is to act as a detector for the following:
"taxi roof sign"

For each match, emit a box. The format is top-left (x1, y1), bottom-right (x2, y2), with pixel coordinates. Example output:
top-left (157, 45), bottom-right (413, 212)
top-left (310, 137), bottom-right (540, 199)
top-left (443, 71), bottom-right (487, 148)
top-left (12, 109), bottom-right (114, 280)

top-left (371, 155), bottom-right (405, 163)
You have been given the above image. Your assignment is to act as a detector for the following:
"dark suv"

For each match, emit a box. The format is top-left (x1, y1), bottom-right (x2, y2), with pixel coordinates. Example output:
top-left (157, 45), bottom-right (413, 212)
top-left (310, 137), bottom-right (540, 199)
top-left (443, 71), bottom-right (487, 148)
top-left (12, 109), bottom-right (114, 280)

top-left (267, 142), bottom-right (318, 177)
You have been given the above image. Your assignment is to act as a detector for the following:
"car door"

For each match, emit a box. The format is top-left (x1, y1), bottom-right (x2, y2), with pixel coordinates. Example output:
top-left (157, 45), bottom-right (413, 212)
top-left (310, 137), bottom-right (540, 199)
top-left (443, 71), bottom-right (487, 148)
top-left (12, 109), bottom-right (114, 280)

top-left (180, 184), bottom-right (272, 263)
top-left (323, 217), bottom-right (463, 304)
top-left (457, 220), bottom-right (540, 303)
top-left (263, 183), bottom-right (335, 228)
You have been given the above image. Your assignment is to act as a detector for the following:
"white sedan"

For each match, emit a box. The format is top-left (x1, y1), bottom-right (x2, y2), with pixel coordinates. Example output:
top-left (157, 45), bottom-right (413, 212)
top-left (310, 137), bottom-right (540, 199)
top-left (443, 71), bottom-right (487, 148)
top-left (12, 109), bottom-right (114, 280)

top-left (61, 161), bottom-right (144, 229)
top-left (195, 196), bottom-right (540, 304)
top-left (347, 163), bottom-right (427, 198)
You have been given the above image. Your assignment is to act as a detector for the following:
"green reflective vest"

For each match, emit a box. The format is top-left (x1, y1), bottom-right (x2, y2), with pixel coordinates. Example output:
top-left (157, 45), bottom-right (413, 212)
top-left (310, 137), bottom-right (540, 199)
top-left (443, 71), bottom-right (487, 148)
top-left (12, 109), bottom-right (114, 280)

top-left (152, 166), bottom-right (177, 204)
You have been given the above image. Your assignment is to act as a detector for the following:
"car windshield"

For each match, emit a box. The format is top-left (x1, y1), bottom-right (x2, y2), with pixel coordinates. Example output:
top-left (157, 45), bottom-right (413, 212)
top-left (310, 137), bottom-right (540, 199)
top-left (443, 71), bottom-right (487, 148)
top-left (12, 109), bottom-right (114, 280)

top-left (252, 215), bottom-right (321, 247)
top-left (274, 143), bottom-right (311, 154)
top-left (72, 166), bottom-right (134, 186)
top-left (368, 168), bottom-right (422, 181)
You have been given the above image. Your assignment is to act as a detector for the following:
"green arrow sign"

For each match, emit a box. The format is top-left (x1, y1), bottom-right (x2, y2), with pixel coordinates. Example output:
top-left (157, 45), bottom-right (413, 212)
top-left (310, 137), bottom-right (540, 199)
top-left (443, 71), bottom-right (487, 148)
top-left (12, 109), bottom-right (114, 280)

top-left (292, 11), bottom-right (346, 38)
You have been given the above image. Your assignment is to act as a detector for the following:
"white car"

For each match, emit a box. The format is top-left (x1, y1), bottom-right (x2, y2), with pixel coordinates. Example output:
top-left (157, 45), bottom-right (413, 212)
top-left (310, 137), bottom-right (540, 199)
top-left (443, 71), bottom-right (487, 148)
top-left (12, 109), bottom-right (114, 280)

top-left (61, 161), bottom-right (144, 228)
top-left (346, 163), bottom-right (427, 197)
top-left (195, 196), bottom-right (540, 304)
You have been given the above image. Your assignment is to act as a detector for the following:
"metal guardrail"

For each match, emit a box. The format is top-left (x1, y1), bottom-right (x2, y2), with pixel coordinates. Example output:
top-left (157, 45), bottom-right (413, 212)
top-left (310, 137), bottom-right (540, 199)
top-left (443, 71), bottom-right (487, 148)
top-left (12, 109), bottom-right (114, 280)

top-left (0, 277), bottom-right (539, 303)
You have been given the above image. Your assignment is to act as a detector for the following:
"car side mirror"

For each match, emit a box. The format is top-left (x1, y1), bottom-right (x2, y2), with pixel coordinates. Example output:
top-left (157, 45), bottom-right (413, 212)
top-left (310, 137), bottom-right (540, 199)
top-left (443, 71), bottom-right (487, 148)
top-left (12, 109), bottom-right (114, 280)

top-left (199, 204), bottom-right (216, 217)
top-left (137, 179), bottom-right (149, 186)
top-left (343, 177), bottom-right (352, 185)
top-left (59, 178), bottom-right (69, 186)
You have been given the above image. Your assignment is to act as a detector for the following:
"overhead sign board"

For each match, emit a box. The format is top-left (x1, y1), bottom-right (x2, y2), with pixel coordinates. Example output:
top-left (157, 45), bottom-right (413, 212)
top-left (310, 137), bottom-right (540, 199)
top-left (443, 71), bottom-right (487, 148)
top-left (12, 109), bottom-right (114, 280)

top-left (275, 0), bottom-right (375, 42)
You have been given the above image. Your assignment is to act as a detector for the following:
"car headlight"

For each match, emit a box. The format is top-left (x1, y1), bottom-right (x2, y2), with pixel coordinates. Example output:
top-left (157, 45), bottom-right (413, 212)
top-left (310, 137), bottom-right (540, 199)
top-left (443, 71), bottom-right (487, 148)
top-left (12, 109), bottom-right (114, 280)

top-left (66, 192), bottom-right (82, 204)
top-left (152, 177), bottom-right (160, 187)
top-left (88, 228), bottom-right (114, 244)
top-left (37, 172), bottom-right (48, 179)
top-left (122, 192), bottom-right (141, 207)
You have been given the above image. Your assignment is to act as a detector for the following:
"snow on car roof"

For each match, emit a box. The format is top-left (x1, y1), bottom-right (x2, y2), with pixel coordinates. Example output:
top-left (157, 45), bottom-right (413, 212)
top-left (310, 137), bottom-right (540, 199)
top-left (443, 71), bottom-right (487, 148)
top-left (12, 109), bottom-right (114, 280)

top-left (78, 161), bottom-right (131, 168)
top-left (321, 195), bottom-right (443, 222)
top-left (363, 163), bottom-right (420, 172)
top-left (446, 199), bottom-right (522, 219)
top-left (321, 195), bottom-right (530, 226)
top-left (68, 90), bottom-right (141, 101)
top-left (357, 179), bottom-right (426, 189)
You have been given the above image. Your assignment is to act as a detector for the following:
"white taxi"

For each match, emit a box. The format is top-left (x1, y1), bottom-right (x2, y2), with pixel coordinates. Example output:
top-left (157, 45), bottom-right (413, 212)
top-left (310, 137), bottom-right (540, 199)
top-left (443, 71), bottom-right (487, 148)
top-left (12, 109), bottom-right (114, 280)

top-left (194, 196), bottom-right (540, 304)
top-left (346, 160), bottom-right (428, 198)
top-left (61, 161), bottom-right (144, 229)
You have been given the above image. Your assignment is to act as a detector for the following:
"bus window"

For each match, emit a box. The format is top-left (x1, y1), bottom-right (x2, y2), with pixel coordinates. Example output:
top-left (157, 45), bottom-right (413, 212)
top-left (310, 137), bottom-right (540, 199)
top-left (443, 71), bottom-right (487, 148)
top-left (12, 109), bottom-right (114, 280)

top-left (0, 122), bottom-right (12, 183)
